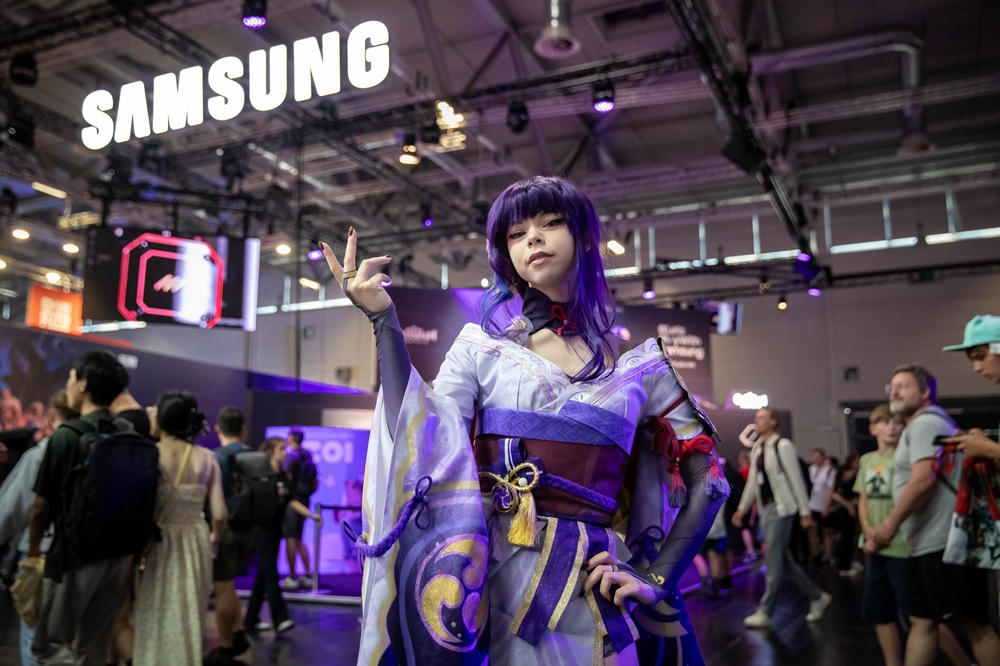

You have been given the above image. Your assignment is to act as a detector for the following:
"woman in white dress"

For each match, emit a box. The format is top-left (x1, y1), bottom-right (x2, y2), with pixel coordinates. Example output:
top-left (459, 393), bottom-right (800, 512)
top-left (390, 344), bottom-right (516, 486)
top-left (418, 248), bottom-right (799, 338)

top-left (133, 391), bottom-right (227, 665)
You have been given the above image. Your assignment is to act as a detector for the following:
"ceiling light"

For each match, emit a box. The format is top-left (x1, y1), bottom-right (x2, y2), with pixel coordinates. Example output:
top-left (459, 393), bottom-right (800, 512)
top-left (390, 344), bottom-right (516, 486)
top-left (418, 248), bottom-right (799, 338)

top-left (808, 287), bottom-right (822, 297)
top-left (506, 101), bottom-right (529, 134)
top-left (307, 248), bottom-right (323, 261)
top-left (642, 278), bottom-right (656, 300)
top-left (480, 278), bottom-right (489, 288)
top-left (45, 272), bottom-right (61, 284)
top-left (0, 259), bottom-right (6, 270)
top-left (9, 53), bottom-right (38, 86)
top-left (275, 243), bottom-right (291, 255)
top-left (399, 132), bottom-right (420, 165)
top-left (299, 277), bottom-right (320, 291)
top-left (12, 229), bottom-right (30, 240)
top-left (592, 80), bottom-right (615, 114)
top-left (31, 181), bottom-right (68, 199)
top-left (777, 294), bottom-right (788, 311)
top-left (606, 238), bottom-right (626, 256)
top-left (242, 0), bottom-right (266, 28)
top-left (421, 203), bottom-right (434, 228)
top-left (63, 243), bottom-right (80, 254)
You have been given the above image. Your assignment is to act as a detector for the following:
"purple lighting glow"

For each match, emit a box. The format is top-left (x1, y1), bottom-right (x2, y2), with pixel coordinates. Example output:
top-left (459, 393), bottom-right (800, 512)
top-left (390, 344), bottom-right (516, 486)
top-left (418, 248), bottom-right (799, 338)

top-left (594, 100), bottom-right (615, 114)
top-left (808, 287), bottom-right (822, 297)
top-left (796, 252), bottom-right (812, 262)
top-left (642, 289), bottom-right (656, 300)
top-left (242, 15), bottom-right (266, 28)
top-left (307, 248), bottom-right (323, 261)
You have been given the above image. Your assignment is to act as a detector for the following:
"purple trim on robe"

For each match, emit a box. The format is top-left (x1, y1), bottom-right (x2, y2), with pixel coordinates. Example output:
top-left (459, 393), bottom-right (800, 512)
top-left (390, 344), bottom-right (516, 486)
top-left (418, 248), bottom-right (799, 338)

top-left (584, 523), bottom-right (636, 654)
top-left (514, 519), bottom-right (585, 645)
top-left (478, 402), bottom-right (635, 450)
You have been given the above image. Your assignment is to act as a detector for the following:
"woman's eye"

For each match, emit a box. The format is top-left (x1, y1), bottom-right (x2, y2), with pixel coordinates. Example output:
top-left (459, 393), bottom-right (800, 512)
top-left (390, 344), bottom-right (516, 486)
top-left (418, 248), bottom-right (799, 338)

top-left (507, 230), bottom-right (524, 240)
top-left (544, 217), bottom-right (564, 227)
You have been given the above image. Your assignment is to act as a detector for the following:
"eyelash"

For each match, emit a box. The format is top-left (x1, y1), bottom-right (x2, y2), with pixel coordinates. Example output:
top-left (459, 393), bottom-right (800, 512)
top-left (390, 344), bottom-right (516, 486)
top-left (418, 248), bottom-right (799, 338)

top-left (507, 218), bottom-right (564, 239)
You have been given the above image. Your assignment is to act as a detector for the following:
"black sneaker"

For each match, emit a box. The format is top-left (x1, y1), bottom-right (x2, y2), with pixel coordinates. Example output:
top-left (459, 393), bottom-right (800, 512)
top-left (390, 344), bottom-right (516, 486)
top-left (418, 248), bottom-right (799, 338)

top-left (231, 631), bottom-right (250, 656)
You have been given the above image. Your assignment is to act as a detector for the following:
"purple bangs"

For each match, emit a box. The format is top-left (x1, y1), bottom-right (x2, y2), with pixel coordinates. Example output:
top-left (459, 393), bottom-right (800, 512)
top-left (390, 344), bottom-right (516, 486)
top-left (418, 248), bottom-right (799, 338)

top-left (479, 176), bottom-right (617, 382)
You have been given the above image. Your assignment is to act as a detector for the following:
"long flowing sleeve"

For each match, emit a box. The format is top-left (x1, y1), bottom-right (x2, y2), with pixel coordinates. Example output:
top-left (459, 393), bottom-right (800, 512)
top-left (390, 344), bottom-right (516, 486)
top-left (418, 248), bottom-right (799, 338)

top-left (356, 324), bottom-right (489, 666)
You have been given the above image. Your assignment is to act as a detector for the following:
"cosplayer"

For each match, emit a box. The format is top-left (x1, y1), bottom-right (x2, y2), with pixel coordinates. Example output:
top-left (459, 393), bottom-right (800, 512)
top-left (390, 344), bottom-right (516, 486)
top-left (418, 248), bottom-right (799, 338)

top-left (322, 176), bottom-right (728, 665)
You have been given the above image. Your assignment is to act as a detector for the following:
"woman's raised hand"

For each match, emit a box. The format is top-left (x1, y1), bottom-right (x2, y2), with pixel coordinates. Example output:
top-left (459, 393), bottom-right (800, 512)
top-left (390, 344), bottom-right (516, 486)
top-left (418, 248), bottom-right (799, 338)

top-left (321, 227), bottom-right (393, 314)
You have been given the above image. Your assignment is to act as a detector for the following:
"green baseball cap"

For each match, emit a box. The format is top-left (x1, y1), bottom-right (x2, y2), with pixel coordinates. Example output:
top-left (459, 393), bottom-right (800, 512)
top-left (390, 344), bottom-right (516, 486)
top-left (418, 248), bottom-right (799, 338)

top-left (943, 315), bottom-right (1000, 351)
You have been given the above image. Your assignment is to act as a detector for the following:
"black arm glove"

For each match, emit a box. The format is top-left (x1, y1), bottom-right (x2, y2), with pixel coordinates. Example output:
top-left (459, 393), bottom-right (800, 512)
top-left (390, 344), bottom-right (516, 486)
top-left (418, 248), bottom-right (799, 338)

top-left (366, 304), bottom-right (410, 428)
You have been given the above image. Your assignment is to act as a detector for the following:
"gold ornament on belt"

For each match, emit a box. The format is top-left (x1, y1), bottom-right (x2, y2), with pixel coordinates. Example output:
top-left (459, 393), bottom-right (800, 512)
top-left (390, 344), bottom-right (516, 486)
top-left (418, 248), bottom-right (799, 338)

top-left (479, 462), bottom-right (542, 547)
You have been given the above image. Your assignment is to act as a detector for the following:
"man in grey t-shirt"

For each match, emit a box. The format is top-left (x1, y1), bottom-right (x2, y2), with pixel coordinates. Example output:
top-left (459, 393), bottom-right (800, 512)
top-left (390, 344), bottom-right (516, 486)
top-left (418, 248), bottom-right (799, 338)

top-left (871, 364), bottom-right (1000, 666)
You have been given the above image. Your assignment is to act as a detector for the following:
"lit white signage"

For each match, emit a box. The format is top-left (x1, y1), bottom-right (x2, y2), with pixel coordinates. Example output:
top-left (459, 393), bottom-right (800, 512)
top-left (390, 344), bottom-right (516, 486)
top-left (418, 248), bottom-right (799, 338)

top-left (81, 21), bottom-right (390, 150)
top-left (731, 391), bottom-right (769, 410)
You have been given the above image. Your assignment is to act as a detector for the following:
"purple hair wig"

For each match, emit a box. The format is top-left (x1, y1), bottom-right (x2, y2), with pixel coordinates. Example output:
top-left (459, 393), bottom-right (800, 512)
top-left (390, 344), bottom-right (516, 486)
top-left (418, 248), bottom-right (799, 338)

top-left (479, 176), bottom-right (617, 382)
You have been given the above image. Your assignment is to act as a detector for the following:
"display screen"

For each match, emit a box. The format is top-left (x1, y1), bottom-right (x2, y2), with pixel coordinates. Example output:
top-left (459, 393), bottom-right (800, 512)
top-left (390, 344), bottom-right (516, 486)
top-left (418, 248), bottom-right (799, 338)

top-left (83, 226), bottom-right (260, 331)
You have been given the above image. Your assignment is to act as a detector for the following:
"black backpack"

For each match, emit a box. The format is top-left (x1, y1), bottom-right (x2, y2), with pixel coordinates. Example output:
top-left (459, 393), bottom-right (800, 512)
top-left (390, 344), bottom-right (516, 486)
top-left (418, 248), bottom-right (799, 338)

top-left (296, 453), bottom-right (319, 498)
top-left (225, 450), bottom-right (280, 529)
top-left (61, 417), bottom-right (160, 563)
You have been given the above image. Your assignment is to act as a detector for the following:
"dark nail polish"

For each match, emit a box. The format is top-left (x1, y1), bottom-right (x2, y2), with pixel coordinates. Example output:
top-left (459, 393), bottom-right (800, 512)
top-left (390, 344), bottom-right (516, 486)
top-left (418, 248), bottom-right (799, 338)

top-left (349, 227), bottom-right (355, 236)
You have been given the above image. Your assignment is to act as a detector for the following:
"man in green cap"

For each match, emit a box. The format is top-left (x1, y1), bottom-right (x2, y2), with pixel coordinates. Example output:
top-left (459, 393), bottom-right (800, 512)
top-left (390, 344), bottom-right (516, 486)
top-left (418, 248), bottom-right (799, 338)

top-left (942, 315), bottom-right (1000, 459)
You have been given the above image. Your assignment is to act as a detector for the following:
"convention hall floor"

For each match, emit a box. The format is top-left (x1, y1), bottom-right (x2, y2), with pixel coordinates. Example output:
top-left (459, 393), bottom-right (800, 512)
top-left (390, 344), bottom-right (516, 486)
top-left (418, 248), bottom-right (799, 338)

top-left (0, 563), bottom-right (963, 665)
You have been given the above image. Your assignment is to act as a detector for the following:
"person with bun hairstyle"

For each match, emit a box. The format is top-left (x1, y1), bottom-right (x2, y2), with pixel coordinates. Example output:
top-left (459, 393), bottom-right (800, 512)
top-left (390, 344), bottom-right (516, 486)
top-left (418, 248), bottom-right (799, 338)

top-left (243, 437), bottom-right (321, 635)
top-left (133, 391), bottom-right (227, 665)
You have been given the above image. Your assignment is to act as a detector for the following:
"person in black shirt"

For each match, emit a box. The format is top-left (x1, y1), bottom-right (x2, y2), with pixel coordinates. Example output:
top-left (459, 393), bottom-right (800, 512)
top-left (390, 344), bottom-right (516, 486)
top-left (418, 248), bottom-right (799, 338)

top-left (244, 438), bottom-right (320, 635)
top-left (28, 351), bottom-right (132, 665)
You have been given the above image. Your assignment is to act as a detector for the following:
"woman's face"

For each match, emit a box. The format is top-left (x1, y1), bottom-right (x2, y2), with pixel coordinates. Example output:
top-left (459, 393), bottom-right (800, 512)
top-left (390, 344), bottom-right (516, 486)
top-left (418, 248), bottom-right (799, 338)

top-left (506, 213), bottom-right (576, 301)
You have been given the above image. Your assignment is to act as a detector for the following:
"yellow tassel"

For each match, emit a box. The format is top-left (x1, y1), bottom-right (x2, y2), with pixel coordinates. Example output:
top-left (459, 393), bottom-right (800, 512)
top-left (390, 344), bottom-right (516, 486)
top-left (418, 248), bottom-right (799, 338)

top-left (507, 490), bottom-right (538, 547)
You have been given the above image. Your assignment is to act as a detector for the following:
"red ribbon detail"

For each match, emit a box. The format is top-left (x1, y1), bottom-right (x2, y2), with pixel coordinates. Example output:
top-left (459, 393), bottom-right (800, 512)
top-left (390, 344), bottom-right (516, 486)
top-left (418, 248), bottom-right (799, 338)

top-left (550, 304), bottom-right (576, 335)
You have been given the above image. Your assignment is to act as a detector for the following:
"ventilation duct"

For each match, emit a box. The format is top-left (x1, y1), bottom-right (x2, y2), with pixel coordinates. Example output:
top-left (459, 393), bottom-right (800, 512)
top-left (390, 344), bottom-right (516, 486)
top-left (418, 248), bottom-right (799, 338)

top-left (534, 0), bottom-right (581, 60)
top-left (750, 30), bottom-right (934, 158)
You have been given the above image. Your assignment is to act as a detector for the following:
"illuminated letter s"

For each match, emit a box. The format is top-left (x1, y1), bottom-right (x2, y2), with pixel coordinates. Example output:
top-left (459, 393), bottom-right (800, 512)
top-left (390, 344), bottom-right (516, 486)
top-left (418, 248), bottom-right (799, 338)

top-left (81, 90), bottom-right (115, 150)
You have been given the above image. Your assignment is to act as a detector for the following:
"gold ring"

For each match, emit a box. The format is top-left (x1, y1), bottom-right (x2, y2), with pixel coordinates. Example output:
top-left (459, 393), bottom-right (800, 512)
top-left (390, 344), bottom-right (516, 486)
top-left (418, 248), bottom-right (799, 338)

top-left (342, 269), bottom-right (358, 280)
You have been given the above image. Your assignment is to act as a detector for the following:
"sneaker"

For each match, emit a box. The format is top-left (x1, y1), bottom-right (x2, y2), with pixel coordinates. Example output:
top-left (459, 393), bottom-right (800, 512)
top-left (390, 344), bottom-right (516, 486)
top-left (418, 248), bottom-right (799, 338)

top-left (743, 609), bottom-right (772, 629)
top-left (276, 619), bottom-right (295, 633)
top-left (298, 574), bottom-right (316, 588)
top-left (806, 591), bottom-right (832, 622)
top-left (252, 621), bottom-right (272, 632)
top-left (279, 577), bottom-right (300, 590)
top-left (231, 630), bottom-right (250, 656)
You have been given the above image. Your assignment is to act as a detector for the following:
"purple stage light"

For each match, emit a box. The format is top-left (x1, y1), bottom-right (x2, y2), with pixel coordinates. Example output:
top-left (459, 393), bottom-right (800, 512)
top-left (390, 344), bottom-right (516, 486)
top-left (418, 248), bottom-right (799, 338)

top-left (808, 287), bottom-right (822, 297)
top-left (243, 15), bottom-right (266, 28)
top-left (307, 248), bottom-right (323, 261)
top-left (642, 289), bottom-right (656, 300)
top-left (796, 252), bottom-right (812, 262)
top-left (594, 100), bottom-right (615, 113)
top-left (423, 217), bottom-right (434, 228)
top-left (242, 0), bottom-right (266, 28)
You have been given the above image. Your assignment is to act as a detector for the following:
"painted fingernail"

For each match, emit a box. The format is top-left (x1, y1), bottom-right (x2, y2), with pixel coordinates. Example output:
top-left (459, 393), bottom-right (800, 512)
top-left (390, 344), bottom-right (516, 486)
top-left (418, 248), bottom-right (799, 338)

top-left (349, 227), bottom-right (355, 236)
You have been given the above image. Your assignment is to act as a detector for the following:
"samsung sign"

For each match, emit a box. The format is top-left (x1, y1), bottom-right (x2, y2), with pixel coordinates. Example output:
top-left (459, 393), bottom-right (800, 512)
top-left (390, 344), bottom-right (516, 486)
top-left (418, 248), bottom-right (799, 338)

top-left (81, 21), bottom-right (390, 150)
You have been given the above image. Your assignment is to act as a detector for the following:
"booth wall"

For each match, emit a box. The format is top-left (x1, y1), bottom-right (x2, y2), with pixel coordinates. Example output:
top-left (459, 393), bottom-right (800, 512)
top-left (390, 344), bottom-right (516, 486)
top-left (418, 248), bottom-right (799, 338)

top-left (712, 272), bottom-right (1000, 457)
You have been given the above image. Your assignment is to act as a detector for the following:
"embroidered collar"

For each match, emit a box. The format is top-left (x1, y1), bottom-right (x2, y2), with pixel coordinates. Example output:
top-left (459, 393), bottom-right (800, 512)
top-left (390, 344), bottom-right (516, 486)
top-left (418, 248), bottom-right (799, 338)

top-left (521, 287), bottom-right (576, 336)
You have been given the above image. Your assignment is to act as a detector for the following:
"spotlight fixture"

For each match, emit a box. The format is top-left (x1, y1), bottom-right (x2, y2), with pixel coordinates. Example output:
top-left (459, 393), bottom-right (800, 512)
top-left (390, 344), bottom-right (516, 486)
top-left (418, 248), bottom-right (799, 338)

top-left (758, 275), bottom-right (771, 295)
top-left (0, 259), bottom-right (6, 270)
top-left (592, 80), bottom-right (615, 114)
top-left (419, 122), bottom-right (441, 145)
top-left (12, 229), bottom-right (30, 240)
top-left (220, 148), bottom-right (245, 191)
top-left (642, 278), bottom-right (656, 300)
top-left (242, 0), bottom-right (267, 29)
top-left (9, 53), bottom-right (38, 86)
top-left (307, 248), bottom-right (324, 261)
top-left (421, 203), bottom-right (434, 228)
top-left (275, 243), bottom-right (291, 255)
top-left (777, 294), bottom-right (788, 311)
top-left (45, 272), bottom-right (61, 284)
top-left (808, 287), bottom-right (822, 297)
top-left (399, 132), bottom-right (420, 165)
top-left (5, 114), bottom-right (35, 148)
top-left (506, 101), bottom-right (529, 134)
top-left (480, 278), bottom-right (489, 288)
top-left (63, 243), bottom-right (80, 254)
top-left (606, 238), bottom-right (626, 256)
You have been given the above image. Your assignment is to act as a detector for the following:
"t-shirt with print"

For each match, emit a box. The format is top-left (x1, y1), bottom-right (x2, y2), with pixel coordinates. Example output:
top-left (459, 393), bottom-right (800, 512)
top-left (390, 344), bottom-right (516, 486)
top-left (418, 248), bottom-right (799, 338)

top-left (854, 450), bottom-right (907, 558)
top-left (892, 405), bottom-right (960, 557)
